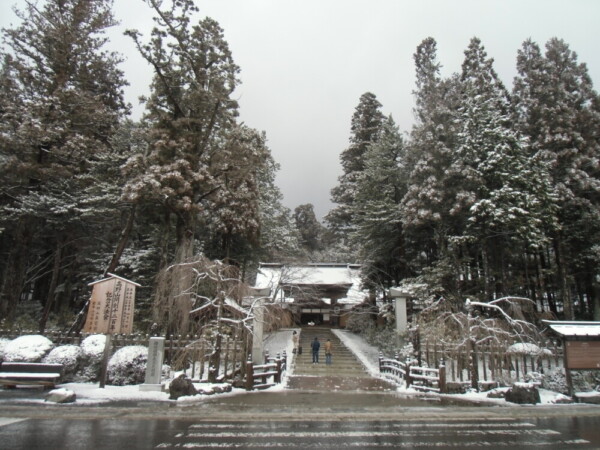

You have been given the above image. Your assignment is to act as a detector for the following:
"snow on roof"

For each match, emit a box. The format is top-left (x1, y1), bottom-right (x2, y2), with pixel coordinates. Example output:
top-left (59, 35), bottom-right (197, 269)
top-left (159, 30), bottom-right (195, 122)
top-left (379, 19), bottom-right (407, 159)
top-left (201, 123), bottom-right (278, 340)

top-left (543, 320), bottom-right (600, 337)
top-left (88, 273), bottom-right (141, 287)
top-left (254, 263), bottom-right (367, 305)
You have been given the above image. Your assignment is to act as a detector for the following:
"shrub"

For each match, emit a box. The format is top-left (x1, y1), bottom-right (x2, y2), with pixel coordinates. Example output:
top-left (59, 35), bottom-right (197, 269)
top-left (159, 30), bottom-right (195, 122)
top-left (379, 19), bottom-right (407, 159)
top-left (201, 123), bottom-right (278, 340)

top-left (43, 345), bottom-right (83, 382)
top-left (77, 334), bottom-right (107, 382)
top-left (107, 345), bottom-right (148, 386)
top-left (0, 338), bottom-right (9, 362)
top-left (3, 335), bottom-right (54, 362)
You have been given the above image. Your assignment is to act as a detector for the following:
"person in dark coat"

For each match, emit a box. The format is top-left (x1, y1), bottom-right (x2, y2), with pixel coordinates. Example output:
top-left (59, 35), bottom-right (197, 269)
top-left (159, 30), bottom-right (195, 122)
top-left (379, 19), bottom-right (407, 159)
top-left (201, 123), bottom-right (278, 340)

top-left (311, 337), bottom-right (320, 364)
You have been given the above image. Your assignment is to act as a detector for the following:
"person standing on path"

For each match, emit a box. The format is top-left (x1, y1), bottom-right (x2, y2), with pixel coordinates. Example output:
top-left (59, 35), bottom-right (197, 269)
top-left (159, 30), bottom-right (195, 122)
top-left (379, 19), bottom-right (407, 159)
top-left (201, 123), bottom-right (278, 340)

top-left (292, 331), bottom-right (299, 354)
top-left (324, 338), bottom-right (332, 365)
top-left (311, 337), bottom-right (320, 364)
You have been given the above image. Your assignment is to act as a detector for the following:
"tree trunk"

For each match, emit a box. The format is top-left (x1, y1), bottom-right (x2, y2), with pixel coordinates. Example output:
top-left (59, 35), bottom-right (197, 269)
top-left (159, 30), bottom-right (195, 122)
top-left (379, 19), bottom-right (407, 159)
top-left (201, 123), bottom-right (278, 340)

top-left (39, 239), bottom-right (63, 332)
top-left (0, 223), bottom-right (31, 322)
top-left (154, 213), bottom-right (196, 334)
top-left (208, 296), bottom-right (223, 383)
top-left (104, 204), bottom-right (137, 276)
top-left (553, 235), bottom-right (573, 320)
top-left (481, 247), bottom-right (491, 301)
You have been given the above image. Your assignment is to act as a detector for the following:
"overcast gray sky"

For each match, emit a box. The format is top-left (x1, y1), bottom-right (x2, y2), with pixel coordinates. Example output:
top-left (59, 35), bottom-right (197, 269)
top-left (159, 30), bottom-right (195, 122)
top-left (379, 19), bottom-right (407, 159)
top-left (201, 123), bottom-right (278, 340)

top-left (2, 0), bottom-right (600, 220)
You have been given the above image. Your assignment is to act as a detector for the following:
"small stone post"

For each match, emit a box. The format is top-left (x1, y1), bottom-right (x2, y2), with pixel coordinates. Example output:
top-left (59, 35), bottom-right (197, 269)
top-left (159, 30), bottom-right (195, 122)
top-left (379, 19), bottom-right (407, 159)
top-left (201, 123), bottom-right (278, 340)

top-left (439, 358), bottom-right (447, 394)
top-left (245, 356), bottom-right (254, 391)
top-left (275, 353), bottom-right (282, 384)
top-left (140, 336), bottom-right (165, 391)
top-left (389, 288), bottom-right (409, 348)
top-left (405, 357), bottom-right (412, 388)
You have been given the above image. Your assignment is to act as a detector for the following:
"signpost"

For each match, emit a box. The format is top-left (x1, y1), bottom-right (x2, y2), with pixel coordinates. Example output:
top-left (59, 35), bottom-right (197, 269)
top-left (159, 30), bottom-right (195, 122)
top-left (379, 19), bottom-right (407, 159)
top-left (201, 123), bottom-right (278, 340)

top-left (83, 273), bottom-right (141, 388)
top-left (83, 273), bottom-right (140, 335)
top-left (544, 320), bottom-right (600, 398)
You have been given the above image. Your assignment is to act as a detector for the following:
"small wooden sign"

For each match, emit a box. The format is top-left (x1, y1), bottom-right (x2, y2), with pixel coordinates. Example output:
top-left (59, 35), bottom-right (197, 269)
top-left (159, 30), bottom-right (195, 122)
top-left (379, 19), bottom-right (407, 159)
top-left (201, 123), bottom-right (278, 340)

top-left (565, 340), bottom-right (600, 370)
top-left (83, 274), bottom-right (140, 334)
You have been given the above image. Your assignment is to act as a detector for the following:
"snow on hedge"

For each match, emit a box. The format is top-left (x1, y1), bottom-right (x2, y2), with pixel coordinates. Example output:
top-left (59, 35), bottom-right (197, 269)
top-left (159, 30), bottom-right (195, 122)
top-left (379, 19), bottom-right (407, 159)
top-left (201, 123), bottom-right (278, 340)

top-left (0, 337), bottom-right (10, 361)
top-left (107, 345), bottom-right (148, 386)
top-left (43, 345), bottom-right (82, 381)
top-left (78, 334), bottom-right (107, 382)
top-left (81, 334), bottom-right (106, 358)
top-left (3, 335), bottom-right (54, 362)
top-left (506, 343), bottom-right (552, 356)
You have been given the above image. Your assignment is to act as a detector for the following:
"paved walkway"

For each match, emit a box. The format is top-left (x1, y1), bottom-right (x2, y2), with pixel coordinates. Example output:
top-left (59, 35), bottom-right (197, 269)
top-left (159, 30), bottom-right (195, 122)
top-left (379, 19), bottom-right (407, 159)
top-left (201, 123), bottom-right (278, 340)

top-left (286, 327), bottom-right (395, 391)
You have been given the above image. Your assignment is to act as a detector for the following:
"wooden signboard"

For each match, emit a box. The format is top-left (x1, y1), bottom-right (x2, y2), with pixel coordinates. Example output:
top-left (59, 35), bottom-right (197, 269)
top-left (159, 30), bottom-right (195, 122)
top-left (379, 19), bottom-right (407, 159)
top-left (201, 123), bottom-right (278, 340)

top-left (83, 274), bottom-right (139, 334)
top-left (565, 340), bottom-right (600, 370)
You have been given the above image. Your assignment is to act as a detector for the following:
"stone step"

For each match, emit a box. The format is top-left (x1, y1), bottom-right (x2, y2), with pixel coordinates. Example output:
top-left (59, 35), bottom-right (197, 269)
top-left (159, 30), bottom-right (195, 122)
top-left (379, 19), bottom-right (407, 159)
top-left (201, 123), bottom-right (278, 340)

top-left (290, 328), bottom-right (370, 378)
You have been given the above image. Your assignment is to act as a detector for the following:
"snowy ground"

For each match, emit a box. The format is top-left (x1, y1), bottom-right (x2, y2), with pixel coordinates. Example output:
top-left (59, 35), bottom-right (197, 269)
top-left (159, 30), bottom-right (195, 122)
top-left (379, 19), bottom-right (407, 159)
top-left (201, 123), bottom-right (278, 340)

top-left (0, 328), bottom-right (590, 406)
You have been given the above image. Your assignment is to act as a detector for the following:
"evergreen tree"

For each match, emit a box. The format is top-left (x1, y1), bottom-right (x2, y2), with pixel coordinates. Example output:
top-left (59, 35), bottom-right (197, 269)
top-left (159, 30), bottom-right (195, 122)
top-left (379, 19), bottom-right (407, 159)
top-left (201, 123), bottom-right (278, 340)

top-left (294, 203), bottom-right (325, 254)
top-left (354, 116), bottom-right (410, 290)
top-left (255, 157), bottom-right (301, 263)
top-left (513, 38), bottom-right (600, 318)
top-left (0, 0), bottom-right (128, 327)
top-left (450, 37), bottom-right (556, 302)
top-left (326, 92), bottom-right (385, 238)
top-left (401, 37), bottom-right (461, 288)
top-left (124, 0), bottom-right (270, 333)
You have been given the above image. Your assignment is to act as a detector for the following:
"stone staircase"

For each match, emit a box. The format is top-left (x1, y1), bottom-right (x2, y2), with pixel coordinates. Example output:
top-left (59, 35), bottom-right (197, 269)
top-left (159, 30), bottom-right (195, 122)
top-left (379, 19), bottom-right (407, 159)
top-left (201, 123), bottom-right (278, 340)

top-left (292, 327), bottom-right (369, 378)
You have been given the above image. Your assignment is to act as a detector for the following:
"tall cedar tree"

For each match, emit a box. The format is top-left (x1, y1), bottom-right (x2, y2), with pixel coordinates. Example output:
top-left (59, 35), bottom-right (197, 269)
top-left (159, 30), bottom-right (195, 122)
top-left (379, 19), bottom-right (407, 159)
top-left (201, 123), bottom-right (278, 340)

top-left (451, 38), bottom-right (556, 303)
top-left (402, 38), bottom-right (462, 277)
top-left (294, 203), bottom-right (324, 254)
top-left (0, 0), bottom-right (128, 328)
top-left (354, 116), bottom-right (410, 291)
top-left (124, 0), bottom-right (268, 333)
top-left (327, 92), bottom-right (385, 239)
top-left (513, 38), bottom-right (600, 319)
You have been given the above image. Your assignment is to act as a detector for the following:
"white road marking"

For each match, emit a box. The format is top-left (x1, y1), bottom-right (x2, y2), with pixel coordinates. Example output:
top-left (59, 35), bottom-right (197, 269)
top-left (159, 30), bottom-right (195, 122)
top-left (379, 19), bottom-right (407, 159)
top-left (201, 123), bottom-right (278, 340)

top-left (155, 420), bottom-right (592, 449)
top-left (164, 440), bottom-right (591, 448)
top-left (0, 418), bottom-right (26, 427)
top-left (189, 421), bottom-right (537, 430)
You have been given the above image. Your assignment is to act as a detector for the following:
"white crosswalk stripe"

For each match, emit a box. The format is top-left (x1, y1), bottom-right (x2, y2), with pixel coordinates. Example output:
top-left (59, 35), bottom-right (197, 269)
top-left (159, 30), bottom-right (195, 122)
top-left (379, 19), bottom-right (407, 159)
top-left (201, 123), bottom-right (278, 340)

top-left (0, 418), bottom-right (26, 428)
top-left (154, 419), bottom-right (593, 449)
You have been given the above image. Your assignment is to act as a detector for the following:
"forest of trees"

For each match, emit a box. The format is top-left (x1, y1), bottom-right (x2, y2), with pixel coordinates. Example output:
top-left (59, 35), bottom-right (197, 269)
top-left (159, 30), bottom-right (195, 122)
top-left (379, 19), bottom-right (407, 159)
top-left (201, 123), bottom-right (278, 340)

top-left (0, 0), bottom-right (598, 333)
top-left (327, 37), bottom-right (600, 321)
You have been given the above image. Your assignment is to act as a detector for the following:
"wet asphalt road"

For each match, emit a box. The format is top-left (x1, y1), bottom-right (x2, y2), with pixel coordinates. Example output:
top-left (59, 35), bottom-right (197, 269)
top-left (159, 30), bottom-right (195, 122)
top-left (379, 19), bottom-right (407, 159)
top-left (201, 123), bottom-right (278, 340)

top-left (2, 415), bottom-right (600, 449)
top-left (2, 390), bottom-right (600, 449)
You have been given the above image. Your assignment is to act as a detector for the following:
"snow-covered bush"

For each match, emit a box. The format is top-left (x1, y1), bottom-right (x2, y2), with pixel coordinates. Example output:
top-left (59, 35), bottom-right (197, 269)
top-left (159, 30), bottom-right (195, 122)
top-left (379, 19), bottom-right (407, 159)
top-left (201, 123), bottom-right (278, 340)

top-left (77, 334), bottom-right (107, 382)
top-left (43, 345), bottom-right (82, 382)
top-left (0, 338), bottom-right (10, 362)
top-left (3, 335), bottom-right (54, 362)
top-left (107, 345), bottom-right (148, 386)
top-left (346, 311), bottom-right (375, 335)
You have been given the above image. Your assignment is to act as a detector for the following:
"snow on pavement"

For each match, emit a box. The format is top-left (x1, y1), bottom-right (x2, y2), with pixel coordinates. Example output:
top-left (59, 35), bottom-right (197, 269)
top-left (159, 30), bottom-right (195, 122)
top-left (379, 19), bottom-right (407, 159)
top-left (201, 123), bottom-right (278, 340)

top-left (332, 328), bottom-right (381, 377)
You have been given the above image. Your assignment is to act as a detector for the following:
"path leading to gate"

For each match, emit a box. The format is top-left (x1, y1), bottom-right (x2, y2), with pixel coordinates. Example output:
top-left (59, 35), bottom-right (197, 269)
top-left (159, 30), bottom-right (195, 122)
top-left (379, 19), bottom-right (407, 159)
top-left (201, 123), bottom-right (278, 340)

top-left (286, 327), bottom-right (395, 391)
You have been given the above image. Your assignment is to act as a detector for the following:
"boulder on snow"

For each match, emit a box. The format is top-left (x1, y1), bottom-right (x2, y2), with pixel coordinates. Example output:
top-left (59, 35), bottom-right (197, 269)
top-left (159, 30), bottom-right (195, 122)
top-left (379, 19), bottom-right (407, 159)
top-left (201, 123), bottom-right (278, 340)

top-left (445, 381), bottom-right (468, 394)
top-left (45, 388), bottom-right (76, 404)
top-left (486, 388), bottom-right (506, 399)
top-left (169, 374), bottom-right (197, 399)
top-left (505, 382), bottom-right (541, 404)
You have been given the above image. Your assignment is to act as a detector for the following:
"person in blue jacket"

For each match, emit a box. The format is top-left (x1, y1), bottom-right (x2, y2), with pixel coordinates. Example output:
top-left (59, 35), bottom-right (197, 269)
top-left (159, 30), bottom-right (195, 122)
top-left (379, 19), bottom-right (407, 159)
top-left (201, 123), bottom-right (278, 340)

top-left (311, 337), bottom-right (320, 364)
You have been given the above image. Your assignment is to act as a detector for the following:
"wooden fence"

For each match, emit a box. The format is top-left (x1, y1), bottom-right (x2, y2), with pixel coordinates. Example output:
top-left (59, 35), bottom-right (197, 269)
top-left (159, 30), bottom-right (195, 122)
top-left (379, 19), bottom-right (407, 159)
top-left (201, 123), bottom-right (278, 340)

top-left (419, 339), bottom-right (563, 386)
top-left (245, 352), bottom-right (288, 391)
top-left (0, 329), bottom-right (251, 383)
top-left (381, 339), bottom-right (564, 392)
top-left (379, 353), bottom-right (446, 393)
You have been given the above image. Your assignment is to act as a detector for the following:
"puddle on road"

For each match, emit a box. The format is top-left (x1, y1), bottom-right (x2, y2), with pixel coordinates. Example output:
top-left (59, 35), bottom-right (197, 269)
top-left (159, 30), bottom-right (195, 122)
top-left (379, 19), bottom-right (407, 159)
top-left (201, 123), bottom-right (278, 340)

top-left (203, 390), bottom-right (480, 409)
